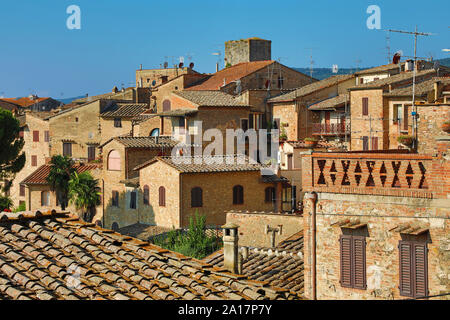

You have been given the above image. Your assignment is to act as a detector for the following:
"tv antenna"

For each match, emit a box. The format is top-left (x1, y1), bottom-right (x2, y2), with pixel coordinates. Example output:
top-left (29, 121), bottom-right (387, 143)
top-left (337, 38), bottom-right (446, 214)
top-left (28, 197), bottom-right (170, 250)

top-left (212, 51), bottom-right (221, 72)
top-left (385, 30), bottom-right (391, 63)
top-left (384, 26), bottom-right (434, 145)
top-left (305, 48), bottom-right (318, 82)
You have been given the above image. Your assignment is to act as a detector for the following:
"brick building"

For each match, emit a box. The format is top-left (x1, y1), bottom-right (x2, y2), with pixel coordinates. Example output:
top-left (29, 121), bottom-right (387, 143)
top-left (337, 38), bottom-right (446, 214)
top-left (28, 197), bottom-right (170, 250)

top-left (301, 146), bottom-right (449, 299)
top-left (135, 156), bottom-right (285, 229)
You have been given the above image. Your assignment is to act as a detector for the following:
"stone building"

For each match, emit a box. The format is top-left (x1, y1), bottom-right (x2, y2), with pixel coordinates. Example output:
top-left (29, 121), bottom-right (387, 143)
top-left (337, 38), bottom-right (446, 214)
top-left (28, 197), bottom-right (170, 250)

top-left (20, 162), bottom-right (102, 217)
top-left (1, 95), bottom-right (62, 112)
top-left (301, 146), bottom-right (449, 299)
top-left (135, 65), bottom-right (200, 89)
top-left (135, 156), bottom-right (285, 229)
top-left (268, 74), bottom-right (355, 141)
top-left (7, 113), bottom-right (51, 209)
top-left (99, 136), bottom-right (179, 230)
top-left (224, 38), bottom-right (272, 67)
top-left (349, 70), bottom-right (449, 151)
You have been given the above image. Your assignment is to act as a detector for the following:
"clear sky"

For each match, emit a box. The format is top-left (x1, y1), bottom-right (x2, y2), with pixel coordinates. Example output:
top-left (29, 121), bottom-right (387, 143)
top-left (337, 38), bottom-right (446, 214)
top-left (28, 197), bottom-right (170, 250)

top-left (0, 0), bottom-right (448, 99)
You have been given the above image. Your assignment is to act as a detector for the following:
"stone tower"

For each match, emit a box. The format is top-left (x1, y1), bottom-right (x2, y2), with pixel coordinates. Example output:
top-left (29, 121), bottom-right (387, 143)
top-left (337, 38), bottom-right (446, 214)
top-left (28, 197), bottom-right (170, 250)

top-left (224, 38), bottom-right (272, 67)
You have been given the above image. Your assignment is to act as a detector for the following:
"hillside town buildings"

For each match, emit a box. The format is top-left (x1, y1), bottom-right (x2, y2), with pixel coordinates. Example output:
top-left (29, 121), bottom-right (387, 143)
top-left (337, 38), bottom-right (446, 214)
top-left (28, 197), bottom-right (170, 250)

top-left (1, 37), bottom-right (449, 300)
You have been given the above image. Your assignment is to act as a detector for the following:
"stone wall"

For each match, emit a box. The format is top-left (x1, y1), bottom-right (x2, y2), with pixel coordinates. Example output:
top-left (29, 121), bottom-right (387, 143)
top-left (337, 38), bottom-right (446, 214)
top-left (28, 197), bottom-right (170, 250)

top-left (226, 211), bottom-right (303, 248)
top-left (225, 39), bottom-right (272, 66)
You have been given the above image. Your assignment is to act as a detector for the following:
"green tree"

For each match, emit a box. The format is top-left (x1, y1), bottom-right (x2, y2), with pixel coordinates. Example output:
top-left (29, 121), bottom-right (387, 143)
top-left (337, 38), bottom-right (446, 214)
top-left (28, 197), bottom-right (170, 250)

top-left (68, 171), bottom-right (101, 222)
top-left (0, 196), bottom-right (12, 212)
top-left (46, 155), bottom-right (75, 211)
top-left (0, 108), bottom-right (25, 196)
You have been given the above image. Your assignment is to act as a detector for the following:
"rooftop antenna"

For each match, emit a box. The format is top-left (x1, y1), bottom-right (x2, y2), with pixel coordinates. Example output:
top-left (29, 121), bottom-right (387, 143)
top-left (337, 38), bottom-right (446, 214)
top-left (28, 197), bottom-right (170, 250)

top-left (385, 30), bottom-right (391, 63)
top-left (384, 26), bottom-right (434, 146)
top-left (305, 48), bottom-right (317, 82)
top-left (212, 51), bottom-right (221, 72)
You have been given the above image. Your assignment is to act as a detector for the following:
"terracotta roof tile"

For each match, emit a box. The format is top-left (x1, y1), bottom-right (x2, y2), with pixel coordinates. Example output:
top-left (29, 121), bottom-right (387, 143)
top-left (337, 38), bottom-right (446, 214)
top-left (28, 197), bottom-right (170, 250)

top-left (186, 61), bottom-right (275, 91)
top-left (101, 103), bottom-right (149, 118)
top-left (21, 163), bottom-right (101, 185)
top-left (0, 210), bottom-right (297, 300)
top-left (99, 136), bottom-right (179, 149)
top-left (173, 91), bottom-right (249, 107)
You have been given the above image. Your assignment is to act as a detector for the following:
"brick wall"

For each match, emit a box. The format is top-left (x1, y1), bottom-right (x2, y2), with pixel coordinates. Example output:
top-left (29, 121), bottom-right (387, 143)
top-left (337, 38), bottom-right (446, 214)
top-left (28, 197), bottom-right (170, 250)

top-left (226, 211), bottom-right (303, 248)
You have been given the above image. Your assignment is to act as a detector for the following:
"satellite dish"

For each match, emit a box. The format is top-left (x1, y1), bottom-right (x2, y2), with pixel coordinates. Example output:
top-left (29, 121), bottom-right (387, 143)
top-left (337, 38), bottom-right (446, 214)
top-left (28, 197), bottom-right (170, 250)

top-left (189, 62), bottom-right (195, 69)
top-left (163, 62), bottom-right (168, 69)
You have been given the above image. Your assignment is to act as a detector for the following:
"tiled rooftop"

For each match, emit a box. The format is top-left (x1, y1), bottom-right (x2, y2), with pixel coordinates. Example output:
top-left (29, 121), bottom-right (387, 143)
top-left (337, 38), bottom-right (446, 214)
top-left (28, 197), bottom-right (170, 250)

top-left (384, 77), bottom-right (450, 97)
top-left (21, 163), bottom-right (101, 186)
top-left (134, 155), bottom-right (265, 173)
top-left (308, 94), bottom-right (349, 111)
top-left (185, 61), bottom-right (276, 91)
top-left (101, 103), bottom-right (149, 118)
top-left (0, 210), bottom-right (298, 300)
top-left (268, 74), bottom-right (353, 103)
top-left (1, 97), bottom-right (52, 108)
top-left (173, 91), bottom-right (249, 107)
top-left (203, 231), bottom-right (304, 297)
top-left (100, 136), bottom-right (179, 149)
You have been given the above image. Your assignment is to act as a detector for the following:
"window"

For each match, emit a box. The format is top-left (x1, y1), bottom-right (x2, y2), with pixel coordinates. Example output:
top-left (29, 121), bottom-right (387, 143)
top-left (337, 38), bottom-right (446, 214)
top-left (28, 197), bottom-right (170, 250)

top-left (41, 191), bottom-right (50, 206)
top-left (403, 105), bottom-right (409, 132)
top-left (75, 117), bottom-right (79, 122)
top-left (399, 240), bottom-right (428, 298)
top-left (19, 129), bottom-right (24, 138)
top-left (114, 118), bottom-right (122, 128)
top-left (277, 76), bottom-right (284, 89)
top-left (150, 128), bottom-right (160, 137)
top-left (359, 78), bottom-right (364, 84)
top-left (107, 150), bottom-right (121, 171)
top-left (88, 146), bottom-right (96, 162)
top-left (362, 97), bottom-right (369, 116)
top-left (44, 131), bottom-right (50, 142)
top-left (287, 154), bottom-right (293, 170)
top-left (265, 187), bottom-right (275, 203)
top-left (143, 185), bottom-right (149, 205)
top-left (111, 222), bottom-right (119, 231)
top-left (129, 191), bottom-right (137, 209)
top-left (340, 235), bottom-right (367, 290)
top-left (191, 187), bottom-right (203, 208)
top-left (241, 119), bottom-right (249, 132)
top-left (162, 100), bottom-right (171, 112)
top-left (63, 143), bottom-right (72, 157)
top-left (159, 186), bottom-right (166, 207)
top-left (248, 114), bottom-right (254, 129)
top-left (111, 191), bottom-right (119, 207)
top-left (233, 185), bottom-right (244, 205)
top-left (371, 137), bottom-right (378, 151)
top-left (393, 104), bottom-right (402, 124)
top-left (33, 130), bottom-right (39, 142)
top-left (31, 155), bottom-right (37, 167)
top-left (362, 136), bottom-right (369, 151)
top-left (20, 185), bottom-right (25, 197)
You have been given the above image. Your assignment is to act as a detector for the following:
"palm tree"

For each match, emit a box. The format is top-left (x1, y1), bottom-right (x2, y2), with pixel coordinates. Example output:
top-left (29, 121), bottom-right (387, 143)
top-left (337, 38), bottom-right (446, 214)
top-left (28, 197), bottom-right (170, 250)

top-left (46, 155), bottom-right (75, 211)
top-left (68, 171), bottom-right (101, 222)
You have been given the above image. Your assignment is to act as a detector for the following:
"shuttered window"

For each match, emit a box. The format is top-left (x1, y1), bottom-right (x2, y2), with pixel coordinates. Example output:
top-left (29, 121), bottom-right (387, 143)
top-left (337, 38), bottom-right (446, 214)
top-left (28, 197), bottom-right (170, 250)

top-left (33, 130), bottom-right (39, 142)
top-left (63, 143), bottom-right (72, 157)
top-left (31, 155), bottom-right (37, 167)
top-left (362, 136), bottom-right (369, 151)
top-left (129, 191), bottom-right (137, 209)
top-left (159, 186), bottom-right (166, 207)
top-left (340, 235), bottom-right (367, 290)
top-left (111, 191), bottom-right (119, 207)
top-left (265, 187), bottom-right (275, 203)
top-left (44, 131), bottom-right (50, 142)
top-left (399, 241), bottom-right (428, 298)
top-left (233, 185), bottom-right (244, 205)
top-left (20, 185), bottom-right (25, 197)
top-left (114, 118), bottom-right (122, 128)
top-left (371, 137), bottom-right (378, 151)
top-left (403, 105), bottom-right (409, 131)
top-left (143, 185), bottom-right (149, 205)
top-left (191, 187), bottom-right (203, 208)
top-left (362, 98), bottom-right (369, 116)
top-left (88, 146), bottom-right (96, 161)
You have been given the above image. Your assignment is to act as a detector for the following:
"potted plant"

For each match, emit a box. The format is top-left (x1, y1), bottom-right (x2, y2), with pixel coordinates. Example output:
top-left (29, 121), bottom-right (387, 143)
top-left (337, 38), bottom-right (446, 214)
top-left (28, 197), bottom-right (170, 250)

top-left (442, 121), bottom-right (450, 134)
top-left (397, 135), bottom-right (414, 148)
top-left (304, 137), bottom-right (319, 148)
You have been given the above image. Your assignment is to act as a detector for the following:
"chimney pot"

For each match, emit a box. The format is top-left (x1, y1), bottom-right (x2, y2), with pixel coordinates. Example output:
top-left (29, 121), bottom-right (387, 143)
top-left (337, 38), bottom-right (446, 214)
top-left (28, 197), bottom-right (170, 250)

top-left (222, 223), bottom-right (239, 274)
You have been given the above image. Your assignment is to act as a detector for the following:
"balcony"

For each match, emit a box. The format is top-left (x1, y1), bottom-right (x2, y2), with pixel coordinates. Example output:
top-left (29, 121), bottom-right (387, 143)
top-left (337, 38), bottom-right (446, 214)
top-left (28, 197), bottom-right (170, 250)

top-left (302, 152), bottom-right (448, 199)
top-left (312, 123), bottom-right (350, 136)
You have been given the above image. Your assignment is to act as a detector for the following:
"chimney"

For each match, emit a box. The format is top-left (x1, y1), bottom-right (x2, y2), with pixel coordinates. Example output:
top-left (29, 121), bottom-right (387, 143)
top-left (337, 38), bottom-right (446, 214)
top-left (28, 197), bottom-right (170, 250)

top-left (216, 62), bottom-right (219, 73)
top-left (222, 222), bottom-right (239, 274)
top-left (434, 80), bottom-right (441, 102)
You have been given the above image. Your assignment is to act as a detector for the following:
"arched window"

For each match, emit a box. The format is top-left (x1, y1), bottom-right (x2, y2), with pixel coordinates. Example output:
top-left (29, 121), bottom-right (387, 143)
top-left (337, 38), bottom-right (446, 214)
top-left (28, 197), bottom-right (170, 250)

top-left (233, 185), bottom-right (244, 205)
top-left (191, 187), bottom-right (203, 208)
top-left (108, 150), bottom-right (121, 171)
top-left (111, 222), bottom-right (119, 231)
top-left (143, 185), bottom-right (150, 205)
top-left (159, 186), bottom-right (166, 207)
top-left (150, 128), bottom-right (160, 137)
top-left (41, 191), bottom-right (50, 206)
top-left (265, 187), bottom-right (275, 203)
top-left (162, 100), bottom-right (171, 112)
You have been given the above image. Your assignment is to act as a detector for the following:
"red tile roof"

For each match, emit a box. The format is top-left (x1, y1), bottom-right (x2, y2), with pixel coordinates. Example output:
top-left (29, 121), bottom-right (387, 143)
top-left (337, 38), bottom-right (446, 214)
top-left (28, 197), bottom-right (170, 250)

top-left (1, 97), bottom-right (50, 108)
top-left (185, 61), bottom-right (275, 91)
top-left (21, 163), bottom-right (101, 185)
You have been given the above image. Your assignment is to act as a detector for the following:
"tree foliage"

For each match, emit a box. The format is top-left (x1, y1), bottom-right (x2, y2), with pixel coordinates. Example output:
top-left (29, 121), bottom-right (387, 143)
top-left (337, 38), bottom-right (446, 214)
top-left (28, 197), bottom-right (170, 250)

top-left (46, 155), bottom-right (75, 211)
top-left (0, 108), bottom-right (25, 194)
top-left (68, 171), bottom-right (101, 222)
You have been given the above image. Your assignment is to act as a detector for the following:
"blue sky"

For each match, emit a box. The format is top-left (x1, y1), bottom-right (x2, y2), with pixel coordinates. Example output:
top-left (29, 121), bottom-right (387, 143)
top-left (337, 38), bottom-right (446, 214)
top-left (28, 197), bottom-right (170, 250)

top-left (0, 0), bottom-right (448, 99)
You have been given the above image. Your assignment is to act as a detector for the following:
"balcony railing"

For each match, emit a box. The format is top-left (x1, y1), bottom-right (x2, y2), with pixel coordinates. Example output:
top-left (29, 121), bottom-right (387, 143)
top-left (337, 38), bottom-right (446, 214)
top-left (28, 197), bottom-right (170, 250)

top-left (302, 152), bottom-right (447, 199)
top-left (312, 123), bottom-right (350, 135)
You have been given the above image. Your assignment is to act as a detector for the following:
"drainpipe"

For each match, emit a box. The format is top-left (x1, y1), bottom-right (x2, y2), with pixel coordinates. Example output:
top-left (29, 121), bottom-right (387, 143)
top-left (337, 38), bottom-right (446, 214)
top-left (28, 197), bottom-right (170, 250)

top-left (102, 179), bottom-right (105, 227)
top-left (304, 192), bottom-right (318, 300)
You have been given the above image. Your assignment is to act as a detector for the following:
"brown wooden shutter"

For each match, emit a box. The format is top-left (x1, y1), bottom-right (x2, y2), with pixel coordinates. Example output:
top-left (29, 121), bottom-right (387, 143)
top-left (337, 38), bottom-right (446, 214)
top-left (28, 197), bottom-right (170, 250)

top-left (340, 235), bottom-right (353, 288)
top-left (143, 186), bottom-right (149, 205)
top-left (371, 137), bottom-right (378, 150)
top-left (44, 131), bottom-right (50, 142)
top-left (33, 130), bottom-right (39, 142)
top-left (413, 242), bottom-right (428, 298)
top-left (353, 236), bottom-right (367, 289)
top-left (130, 191), bottom-right (137, 209)
top-left (362, 136), bottom-right (369, 151)
top-left (159, 187), bottom-right (165, 207)
top-left (31, 155), bottom-right (37, 167)
top-left (403, 105), bottom-right (409, 131)
top-left (362, 98), bottom-right (369, 116)
top-left (399, 241), bottom-right (413, 297)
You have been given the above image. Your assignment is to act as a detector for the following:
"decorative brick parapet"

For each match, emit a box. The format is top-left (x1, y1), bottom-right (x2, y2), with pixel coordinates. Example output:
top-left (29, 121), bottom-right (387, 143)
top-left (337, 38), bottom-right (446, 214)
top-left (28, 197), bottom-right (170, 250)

top-left (302, 152), bottom-right (447, 199)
